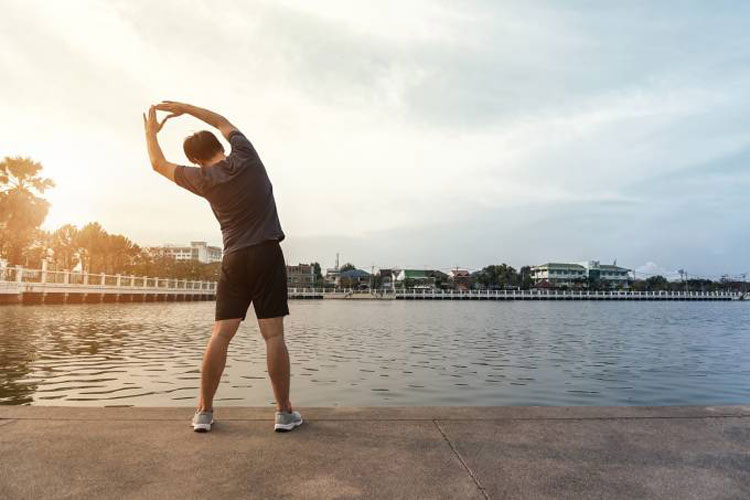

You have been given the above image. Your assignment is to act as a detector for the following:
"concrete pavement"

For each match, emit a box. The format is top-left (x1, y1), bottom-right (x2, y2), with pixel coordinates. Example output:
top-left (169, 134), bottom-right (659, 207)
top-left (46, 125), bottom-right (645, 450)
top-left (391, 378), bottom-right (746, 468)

top-left (0, 405), bottom-right (749, 499)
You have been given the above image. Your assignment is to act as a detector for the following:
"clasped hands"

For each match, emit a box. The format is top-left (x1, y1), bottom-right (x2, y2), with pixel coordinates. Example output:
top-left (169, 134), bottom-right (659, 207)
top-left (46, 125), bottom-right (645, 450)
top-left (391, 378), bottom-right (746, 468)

top-left (142, 101), bottom-right (188, 136)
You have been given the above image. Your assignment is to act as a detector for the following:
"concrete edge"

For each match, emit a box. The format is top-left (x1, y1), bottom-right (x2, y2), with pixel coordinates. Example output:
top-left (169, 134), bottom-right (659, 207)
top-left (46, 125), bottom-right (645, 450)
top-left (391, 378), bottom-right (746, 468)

top-left (1, 405), bottom-right (749, 421)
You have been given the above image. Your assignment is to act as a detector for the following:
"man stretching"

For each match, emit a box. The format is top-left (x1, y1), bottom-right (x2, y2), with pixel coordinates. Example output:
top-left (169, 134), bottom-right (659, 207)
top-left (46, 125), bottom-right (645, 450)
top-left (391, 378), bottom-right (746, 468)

top-left (143, 102), bottom-right (302, 433)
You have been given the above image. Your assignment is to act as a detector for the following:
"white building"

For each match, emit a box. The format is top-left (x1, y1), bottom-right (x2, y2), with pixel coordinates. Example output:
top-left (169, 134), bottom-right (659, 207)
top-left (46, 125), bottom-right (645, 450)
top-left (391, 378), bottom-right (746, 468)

top-left (531, 263), bottom-right (588, 288)
top-left (581, 261), bottom-right (631, 288)
top-left (531, 260), bottom-right (631, 289)
top-left (159, 241), bottom-right (222, 264)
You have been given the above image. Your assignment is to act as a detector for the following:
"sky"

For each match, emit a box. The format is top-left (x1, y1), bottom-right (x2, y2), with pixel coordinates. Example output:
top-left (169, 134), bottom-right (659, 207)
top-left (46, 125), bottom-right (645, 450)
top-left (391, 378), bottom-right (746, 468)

top-left (1, 0), bottom-right (749, 279)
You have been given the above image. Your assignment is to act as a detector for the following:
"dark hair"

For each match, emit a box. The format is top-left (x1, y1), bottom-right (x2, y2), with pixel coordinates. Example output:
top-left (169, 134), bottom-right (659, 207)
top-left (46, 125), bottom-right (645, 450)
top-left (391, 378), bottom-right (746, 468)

top-left (183, 131), bottom-right (225, 165)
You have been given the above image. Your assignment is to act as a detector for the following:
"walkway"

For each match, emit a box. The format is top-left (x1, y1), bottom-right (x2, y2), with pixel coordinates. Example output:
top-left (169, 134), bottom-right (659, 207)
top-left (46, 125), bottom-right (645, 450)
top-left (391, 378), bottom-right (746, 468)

top-left (0, 406), bottom-right (748, 499)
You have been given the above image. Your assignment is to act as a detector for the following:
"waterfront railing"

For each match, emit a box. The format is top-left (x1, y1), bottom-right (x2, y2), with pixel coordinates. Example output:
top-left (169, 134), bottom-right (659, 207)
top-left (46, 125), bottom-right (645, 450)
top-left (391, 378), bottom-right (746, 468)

top-left (0, 265), bottom-right (217, 302)
top-left (1, 265), bottom-right (744, 303)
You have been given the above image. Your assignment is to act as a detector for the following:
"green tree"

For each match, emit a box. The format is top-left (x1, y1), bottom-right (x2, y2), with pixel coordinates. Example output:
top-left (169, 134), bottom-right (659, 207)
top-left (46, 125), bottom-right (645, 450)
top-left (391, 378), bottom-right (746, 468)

top-left (645, 275), bottom-right (669, 291)
top-left (23, 229), bottom-right (53, 268)
top-left (104, 233), bottom-right (140, 274)
top-left (51, 224), bottom-right (80, 270)
top-left (0, 157), bottom-right (55, 265)
top-left (519, 266), bottom-right (534, 290)
top-left (312, 262), bottom-right (323, 284)
top-left (339, 262), bottom-right (355, 272)
top-left (76, 222), bottom-right (108, 272)
top-left (477, 264), bottom-right (519, 289)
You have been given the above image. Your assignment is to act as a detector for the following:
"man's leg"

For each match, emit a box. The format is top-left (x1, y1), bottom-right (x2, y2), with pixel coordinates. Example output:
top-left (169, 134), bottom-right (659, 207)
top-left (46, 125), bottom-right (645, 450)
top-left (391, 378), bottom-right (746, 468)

top-left (257, 316), bottom-right (292, 413)
top-left (197, 318), bottom-right (242, 412)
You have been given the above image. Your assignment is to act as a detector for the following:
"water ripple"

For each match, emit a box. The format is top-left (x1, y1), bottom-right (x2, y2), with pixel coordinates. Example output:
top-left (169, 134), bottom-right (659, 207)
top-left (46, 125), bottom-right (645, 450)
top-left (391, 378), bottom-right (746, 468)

top-left (1, 301), bottom-right (749, 406)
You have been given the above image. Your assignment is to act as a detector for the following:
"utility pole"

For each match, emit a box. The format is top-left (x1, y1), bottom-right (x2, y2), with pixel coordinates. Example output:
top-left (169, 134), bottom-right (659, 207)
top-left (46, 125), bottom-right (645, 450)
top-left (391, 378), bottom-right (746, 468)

top-left (678, 269), bottom-right (688, 293)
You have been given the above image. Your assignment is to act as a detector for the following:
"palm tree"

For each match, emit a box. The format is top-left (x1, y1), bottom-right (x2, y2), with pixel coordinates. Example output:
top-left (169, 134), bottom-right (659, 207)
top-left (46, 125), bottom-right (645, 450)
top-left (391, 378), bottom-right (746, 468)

top-left (0, 157), bottom-right (55, 265)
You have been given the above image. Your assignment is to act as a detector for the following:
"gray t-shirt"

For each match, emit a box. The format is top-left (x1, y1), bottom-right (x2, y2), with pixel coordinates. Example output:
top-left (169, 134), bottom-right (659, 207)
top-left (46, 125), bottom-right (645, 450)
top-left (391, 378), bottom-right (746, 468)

top-left (174, 130), bottom-right (285, 256)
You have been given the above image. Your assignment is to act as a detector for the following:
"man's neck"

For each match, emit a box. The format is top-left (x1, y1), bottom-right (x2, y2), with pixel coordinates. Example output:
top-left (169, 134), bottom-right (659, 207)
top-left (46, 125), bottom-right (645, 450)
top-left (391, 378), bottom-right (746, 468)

top-left (200, 153), bottom-right (226, 168)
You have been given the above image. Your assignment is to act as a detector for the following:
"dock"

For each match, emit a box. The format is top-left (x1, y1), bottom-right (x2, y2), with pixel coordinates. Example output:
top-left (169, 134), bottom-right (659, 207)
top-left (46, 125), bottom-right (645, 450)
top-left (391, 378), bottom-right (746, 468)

top-left (0, 405), bottom-right (748, 499)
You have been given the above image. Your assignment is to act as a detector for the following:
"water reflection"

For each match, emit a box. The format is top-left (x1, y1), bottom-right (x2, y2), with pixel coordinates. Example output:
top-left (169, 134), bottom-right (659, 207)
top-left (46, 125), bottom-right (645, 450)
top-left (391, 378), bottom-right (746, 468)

top-left (1, 301), bottom-right (749, 406)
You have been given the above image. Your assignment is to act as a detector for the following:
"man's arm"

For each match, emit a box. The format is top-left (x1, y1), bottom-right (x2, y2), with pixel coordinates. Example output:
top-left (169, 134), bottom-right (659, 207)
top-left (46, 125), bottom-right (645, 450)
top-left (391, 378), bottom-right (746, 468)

top-left (143, 105), bottom-right (178, 182)
top-left (155, 101), bottom-right (238, 141)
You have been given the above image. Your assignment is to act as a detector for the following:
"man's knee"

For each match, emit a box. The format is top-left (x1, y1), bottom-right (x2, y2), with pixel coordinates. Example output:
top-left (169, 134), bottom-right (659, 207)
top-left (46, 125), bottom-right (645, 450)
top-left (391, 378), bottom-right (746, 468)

top-left (212, 319), bottom-right (241, 342)
top-left (258, 317), bottom-right (284, 341)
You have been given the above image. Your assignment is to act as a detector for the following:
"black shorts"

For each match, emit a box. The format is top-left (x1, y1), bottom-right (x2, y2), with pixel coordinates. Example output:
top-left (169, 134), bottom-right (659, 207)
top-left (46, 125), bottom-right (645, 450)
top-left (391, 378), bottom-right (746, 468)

top-left (215, 240), bottom-right (290, 321)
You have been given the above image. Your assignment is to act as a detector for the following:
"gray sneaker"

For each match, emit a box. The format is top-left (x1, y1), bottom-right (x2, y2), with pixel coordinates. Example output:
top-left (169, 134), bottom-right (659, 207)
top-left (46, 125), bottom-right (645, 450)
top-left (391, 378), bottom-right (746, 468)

top-left (192, 410), bottom-right (214, 432)
top-left (274, 410), bottom-right (303, 432)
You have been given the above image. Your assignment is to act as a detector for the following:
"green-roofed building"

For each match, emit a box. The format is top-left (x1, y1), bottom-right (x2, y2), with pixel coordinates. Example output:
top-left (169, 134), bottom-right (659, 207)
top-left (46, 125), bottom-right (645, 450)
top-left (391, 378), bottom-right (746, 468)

top-left (396, 269), bottom-right (450, 290)
top-left (531, 260), bottom-right (631, 289)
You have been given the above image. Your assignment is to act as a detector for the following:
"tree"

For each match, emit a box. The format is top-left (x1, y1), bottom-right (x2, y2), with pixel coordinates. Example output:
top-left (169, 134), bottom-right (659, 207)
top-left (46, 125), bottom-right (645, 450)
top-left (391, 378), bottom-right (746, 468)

top-left (519, 266), bottom-right (533, 290)
top-left (645, 275), bottom-right (669, 291)
top-left (76, 222), bottom-right (108, 273)
top-left (0, 157), bottom-right (55, 265)
top-left (312, 262), bottom-right (323, 284)
top-left (50, 224), bottom-right (80, 270)
top-left (103, 233), bottom-right (139, 274)
top-left (339, 262), bottom-right (355, 272)
top-left (23, 229), bottom-right (53, 268)
top-left (476, 264), bottom-right (519, 289)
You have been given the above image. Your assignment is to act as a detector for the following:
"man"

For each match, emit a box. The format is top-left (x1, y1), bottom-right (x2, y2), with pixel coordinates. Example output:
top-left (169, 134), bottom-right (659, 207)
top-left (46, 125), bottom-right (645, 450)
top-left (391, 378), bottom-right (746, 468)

top-left (143, 102), bottom-right (302, 433)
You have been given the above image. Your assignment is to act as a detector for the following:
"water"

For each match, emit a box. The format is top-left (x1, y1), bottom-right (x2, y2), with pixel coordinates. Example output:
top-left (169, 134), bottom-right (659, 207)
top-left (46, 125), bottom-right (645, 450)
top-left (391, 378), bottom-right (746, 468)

top-left (1, 301), bottom-right (749, 407)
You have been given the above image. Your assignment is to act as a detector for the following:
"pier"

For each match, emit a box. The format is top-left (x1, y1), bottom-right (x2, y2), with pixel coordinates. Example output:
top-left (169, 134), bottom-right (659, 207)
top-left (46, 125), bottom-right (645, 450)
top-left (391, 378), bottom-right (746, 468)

top-left (0, 265), bottom-right (216, 305)
top-left (0, 405), bottom-right (748, 499)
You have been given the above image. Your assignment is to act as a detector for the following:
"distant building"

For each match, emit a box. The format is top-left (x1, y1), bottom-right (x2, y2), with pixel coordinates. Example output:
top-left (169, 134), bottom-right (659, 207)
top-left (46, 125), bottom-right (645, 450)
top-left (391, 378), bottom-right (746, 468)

top-left (287, 263), bottom-right (315, 288)
top-left (159, 241), bottom-right (222, 264)
top-left (449, 268), bottom-right (473, 291)
top-left (325, 253), bottom-right (342, 286)
top-left (531, 263), bottom-right (587, 288)
top-left (396, 269), bottom-right (449, 290)
top-left (325, 268), bottom-right (341, 286)
top-left (583, 261), bottom-right (631, 289)
top-left (531, 261), bottom-right (631, 289)
top-left (339, 269), bottom-right (371, 289)
top-left (377, 268), bottom-right (400, 290)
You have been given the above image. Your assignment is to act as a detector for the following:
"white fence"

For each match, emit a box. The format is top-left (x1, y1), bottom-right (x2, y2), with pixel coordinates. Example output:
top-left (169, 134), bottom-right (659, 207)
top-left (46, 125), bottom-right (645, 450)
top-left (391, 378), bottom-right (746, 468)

top-left (394, 289), bottom-right (743, 301)
top-left (1, 265), bottom-right (744, 303)
top-left (0, 265), bottom-right (216, 301)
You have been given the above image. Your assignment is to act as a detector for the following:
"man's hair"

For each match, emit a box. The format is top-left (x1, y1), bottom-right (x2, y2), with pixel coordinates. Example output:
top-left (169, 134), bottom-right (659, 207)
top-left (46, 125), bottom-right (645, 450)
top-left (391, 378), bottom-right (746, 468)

top-left (183, 131), bottom-right (225, 165)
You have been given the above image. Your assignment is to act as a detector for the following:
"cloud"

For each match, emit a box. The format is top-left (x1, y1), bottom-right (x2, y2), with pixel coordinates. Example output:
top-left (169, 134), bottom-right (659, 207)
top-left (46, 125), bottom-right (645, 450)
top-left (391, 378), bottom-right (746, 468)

top-left (1, 0), bottom-right (748, 274)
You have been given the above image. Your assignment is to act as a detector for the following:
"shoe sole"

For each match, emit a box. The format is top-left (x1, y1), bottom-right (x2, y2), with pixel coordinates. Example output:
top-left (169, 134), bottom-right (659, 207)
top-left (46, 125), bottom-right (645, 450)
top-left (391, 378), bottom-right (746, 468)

top-left (274, 418), bottom-right (303, 432)
top-left (192, 420), bottom-right (214, 432)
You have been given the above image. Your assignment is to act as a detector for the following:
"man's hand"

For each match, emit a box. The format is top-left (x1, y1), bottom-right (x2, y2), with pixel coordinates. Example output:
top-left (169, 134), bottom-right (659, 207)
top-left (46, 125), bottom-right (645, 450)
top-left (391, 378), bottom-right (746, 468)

top-left (155, 101), bottom-right (237, 140)
top-left (143, 105), bottom-right (177, 182)
top-left (155, 100), bottom-right (187, 117)
top-left (142, 105), bottom-right (172, 136)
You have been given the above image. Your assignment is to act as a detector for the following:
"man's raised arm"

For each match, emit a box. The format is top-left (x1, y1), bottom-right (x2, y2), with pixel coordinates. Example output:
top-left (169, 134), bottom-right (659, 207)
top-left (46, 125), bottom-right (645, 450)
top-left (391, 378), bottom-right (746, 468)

top-left (143, 105), bottom-right (178, 182)
top-left (155, 101), bottom-right (238, 141)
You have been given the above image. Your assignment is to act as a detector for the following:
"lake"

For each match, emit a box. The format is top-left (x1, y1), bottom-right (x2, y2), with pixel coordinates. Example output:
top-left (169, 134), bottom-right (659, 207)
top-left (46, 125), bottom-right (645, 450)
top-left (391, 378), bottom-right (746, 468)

top-left (1, 301), bottom-right (748, 407)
